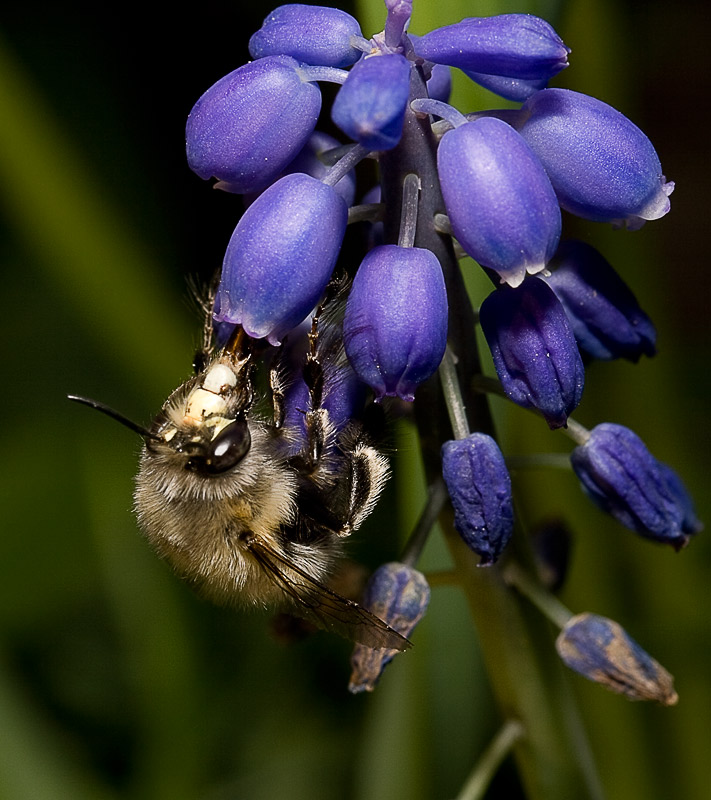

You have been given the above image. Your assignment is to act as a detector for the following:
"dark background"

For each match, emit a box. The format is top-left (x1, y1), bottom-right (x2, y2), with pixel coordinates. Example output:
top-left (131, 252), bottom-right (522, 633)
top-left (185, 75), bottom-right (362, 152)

top-left (1, 1), bottom-right (709, 798)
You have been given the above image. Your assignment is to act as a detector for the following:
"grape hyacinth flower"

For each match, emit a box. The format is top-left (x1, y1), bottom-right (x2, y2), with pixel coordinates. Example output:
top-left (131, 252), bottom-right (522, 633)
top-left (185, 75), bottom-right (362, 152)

top-left (570, 423), bottom-right (701, 549)
top-left (350, 562), bottom-right (430, 693)
top-left (214, 173), bottom-right (348, 345)
top-left (343, 242), bottom-right (448, 401)
top-left (331, 53), bottom-right (411, 150)
top-left (186, 55), bottom-right (322, 193)
top-left (248, 4), bottom-right (363, 67)
top-left (516, 89), bottom-right (674, 228)
top-left (557, 614), bottom-right (678, 705)
top-left (438, 116), bottom-right (562, 287)
top-left (441, 434), bottom-right (514, 565)
top-left (542, 240), bottom-right (656, 362)
top-left (479, 277), bottom-right (585, 428)
top-left (176, 0), bottom-right (698, 795)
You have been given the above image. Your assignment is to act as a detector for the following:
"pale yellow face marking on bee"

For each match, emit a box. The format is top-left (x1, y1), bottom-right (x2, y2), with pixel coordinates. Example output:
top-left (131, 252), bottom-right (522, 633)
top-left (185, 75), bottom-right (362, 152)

top-left (203, 363), bottom-right (237, 393)
top-left (183, 363), bottom-right (240, 425)
top-left (184, 388), bottom-right (228, 423)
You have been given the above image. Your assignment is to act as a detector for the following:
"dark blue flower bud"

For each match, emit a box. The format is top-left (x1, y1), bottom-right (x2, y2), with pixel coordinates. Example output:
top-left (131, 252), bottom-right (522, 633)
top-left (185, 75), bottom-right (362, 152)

top-left (413, 15), bottom-right (569, 81)
top-left (542, 240), bottom-right (656, 362)
top-left (249, 4), bottom-right (363, 68)
top-left (570, 423), bottom-right (701, 548)
top-left (349, 563), bottom-right (430, 693)
top-left (331, 54), bottom-right (411, 151)
top-left (214, 173), bottom-right (347, 345)
top-left (556, 613), bottom-right (678, 705)
top-left (343, 245), bottom-right (448, 401)
top-left (518, 89), bottom-right (674, 227)
top-left (186, 55), bottom-right (321, 194)
top-left (462, 70), bottom-right (548, 102)
top-left (441, 434), bottom-right (514, 565)
top-left (438, 117), bottom-right (561, 287)
top-left (479, 278), bottom-right (584, 428)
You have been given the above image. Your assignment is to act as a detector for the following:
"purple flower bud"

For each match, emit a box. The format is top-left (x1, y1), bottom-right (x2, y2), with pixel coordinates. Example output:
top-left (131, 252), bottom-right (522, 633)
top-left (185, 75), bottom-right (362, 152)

top-left (463, 70), bottom-right (548, 102)
top-left (331, 54), bottom-right (411, 151)
top-left (542, 240), bottom-right (656, 362)
top-left (518, 89), bottom-right (674, 227)
top-left (413, 15), bottom-right (569, 81)
top-left (570, 423), bottom-right (701, 548)
top-left (249, 4), bottom-right (363, 68)
top-left (438, 117), bottom-right (561, 287)
top-left (343, 245), bottom-right (448, 401)
top-left (214, 173), bottom-right (348, 345)
top-left (349, 563), bottom-right (430, 693)
top-left (441, 434), bottom-right (514, 565)
top-left (186, 55), bottom-right (321, 194)
top-left (556, 613), bottom-right (678, 705)
top-left (479, 278), bottom-right (585, 429)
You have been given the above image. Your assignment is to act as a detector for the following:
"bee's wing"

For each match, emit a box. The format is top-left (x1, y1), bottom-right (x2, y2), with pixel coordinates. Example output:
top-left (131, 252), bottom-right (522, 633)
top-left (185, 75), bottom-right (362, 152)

top-left (246, 538), bottom-right (411, 652)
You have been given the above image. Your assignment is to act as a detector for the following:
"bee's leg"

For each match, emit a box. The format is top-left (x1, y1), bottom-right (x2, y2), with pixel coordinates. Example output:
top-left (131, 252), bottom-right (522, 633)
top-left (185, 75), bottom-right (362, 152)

top-left (189, 270), bottom-right (221, 374)
top-left (299, 287), bottom-right (338, 467)
top-left (295, 438), bottom-right (389, 537)
top-left (338, 440), bottom-right (390, 535)
top-left (268, 345), bottom-right (288, 430)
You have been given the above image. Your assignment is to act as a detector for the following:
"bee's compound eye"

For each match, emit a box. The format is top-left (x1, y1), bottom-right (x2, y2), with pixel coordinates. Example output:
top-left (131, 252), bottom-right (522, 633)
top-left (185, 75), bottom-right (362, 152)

top-left (205, 420), bottom-right (251, 474)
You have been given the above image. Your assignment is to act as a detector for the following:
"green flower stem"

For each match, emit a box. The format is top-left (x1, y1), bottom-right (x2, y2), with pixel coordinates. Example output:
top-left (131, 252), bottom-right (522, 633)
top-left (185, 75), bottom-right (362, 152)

top-left (455, 719), bottom-right (525, 800)
top-left (380, 66), bottom-right (604, 800)
top-left (504, 563), bottom-right (573, 630)
top-left (399, 476), bottom-right (449, 567)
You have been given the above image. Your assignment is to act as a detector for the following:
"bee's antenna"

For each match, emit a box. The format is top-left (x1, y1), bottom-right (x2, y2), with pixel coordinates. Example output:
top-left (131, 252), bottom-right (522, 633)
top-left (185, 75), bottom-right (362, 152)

top-left (67, 395), bottom-right (161, 441)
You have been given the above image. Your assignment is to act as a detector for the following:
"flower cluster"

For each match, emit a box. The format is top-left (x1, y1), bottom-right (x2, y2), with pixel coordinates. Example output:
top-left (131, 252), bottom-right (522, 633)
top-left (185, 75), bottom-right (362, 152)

top-left (185, 0), bottom-right (699, 699)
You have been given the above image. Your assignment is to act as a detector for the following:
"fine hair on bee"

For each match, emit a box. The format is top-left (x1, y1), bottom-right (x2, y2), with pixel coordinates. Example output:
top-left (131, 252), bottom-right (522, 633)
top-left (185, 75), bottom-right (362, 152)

top-left (70, 279), bottom-right (409, 652)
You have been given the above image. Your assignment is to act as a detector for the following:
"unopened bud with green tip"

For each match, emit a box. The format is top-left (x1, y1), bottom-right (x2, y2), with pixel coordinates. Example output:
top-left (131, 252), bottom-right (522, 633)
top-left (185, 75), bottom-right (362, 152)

top-left (556, 613), bottom-right (678, 705)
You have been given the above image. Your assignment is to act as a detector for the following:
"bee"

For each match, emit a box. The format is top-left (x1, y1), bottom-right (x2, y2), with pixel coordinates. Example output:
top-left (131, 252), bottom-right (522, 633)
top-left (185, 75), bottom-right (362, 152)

top-left (70, 292), bottom-right (409, 652)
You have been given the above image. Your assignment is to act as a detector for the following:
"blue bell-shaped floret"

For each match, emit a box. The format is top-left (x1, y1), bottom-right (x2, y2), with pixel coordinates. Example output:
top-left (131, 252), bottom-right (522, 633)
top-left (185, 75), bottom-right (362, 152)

top-left (479, 277), bottom-right (584, 429)
top-left (413, 14), bottom-right (569, 80)
top-left (214, 173), bottom-right (347, 346)
top-left (542, 240), bottom-right (656, 362)
top-left (331, 53), bottom-right (411, 151)
top-left (441, 433), bottom-right (514, 565)
top-left (186, 55), bottom-right (321, 194)
top-left (249, 4), bottom-right (363, 68)
top-left (343, 244), bottom-right (448, 401)
top-left (570, 423), bottom-right (701, 549)
top-left (438, 117), bottom-right (561, 287)
top-left (349, 562), bottom-right (430, 693)
top-left (518, 89), bottom-right (674, 228)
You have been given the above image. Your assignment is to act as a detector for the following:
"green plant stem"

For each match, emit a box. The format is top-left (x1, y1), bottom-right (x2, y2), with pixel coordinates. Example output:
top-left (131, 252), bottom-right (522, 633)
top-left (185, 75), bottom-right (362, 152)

top-left (504, 563), bottom-right (573, 630)
top-left (380, 66), bottom-right (605, 800)
top-left (455, 720), bottom-right (525, 800)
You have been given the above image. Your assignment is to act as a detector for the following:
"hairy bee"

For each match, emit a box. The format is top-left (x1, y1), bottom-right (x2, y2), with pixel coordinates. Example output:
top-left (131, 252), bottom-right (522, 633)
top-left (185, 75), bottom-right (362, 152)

top-left (72, 299), bottom-right (409, 652)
